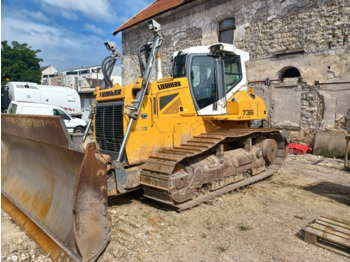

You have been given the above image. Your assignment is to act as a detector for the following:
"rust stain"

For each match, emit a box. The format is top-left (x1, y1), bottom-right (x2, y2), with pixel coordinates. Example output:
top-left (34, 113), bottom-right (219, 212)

top-left (2, 114), bottom-right (70, 148)
top-left (5, 173), bottom-right (54, 221)
top-left (73, 144), bottom-right (109, 261)
top-left (1, 140), bottom-right (9, 180)
top-left (3, 114), bottom-right (59, 129)
top-left (2, 194), bottom-right (72, 261)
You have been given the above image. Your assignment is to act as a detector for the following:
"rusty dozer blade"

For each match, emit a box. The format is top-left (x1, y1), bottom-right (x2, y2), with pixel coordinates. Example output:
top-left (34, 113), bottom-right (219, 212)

top-left (1, 114), bottom-right (110, 262)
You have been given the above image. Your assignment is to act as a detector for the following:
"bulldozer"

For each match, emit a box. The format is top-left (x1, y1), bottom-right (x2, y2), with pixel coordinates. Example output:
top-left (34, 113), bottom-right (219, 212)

top-left (1, 20), bottom-right (288, 261)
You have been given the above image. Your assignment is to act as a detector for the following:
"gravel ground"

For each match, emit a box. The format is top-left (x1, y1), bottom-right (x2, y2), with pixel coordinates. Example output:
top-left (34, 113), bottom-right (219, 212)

top-left (2, 154), bottom-right (350, 261)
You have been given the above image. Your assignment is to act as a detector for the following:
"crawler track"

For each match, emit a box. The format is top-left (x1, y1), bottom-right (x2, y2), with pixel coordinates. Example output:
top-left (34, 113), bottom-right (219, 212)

top-left (140, 129), bottom-right (288, 210)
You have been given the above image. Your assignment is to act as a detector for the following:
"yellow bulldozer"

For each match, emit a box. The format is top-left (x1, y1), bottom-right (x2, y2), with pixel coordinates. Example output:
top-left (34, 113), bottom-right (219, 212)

top-left (1, 20), bottom-right (288, 261)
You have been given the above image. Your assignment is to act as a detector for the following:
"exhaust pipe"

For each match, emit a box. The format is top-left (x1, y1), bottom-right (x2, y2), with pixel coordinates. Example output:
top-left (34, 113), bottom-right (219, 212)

top-left (156, 52), bottom-right (163, 80)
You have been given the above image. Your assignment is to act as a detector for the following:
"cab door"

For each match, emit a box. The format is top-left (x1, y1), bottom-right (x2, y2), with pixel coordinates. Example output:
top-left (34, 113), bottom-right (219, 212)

top-left (188, 54), bottom-right (243, 116)
top-left (53, 108), bottom-right (74, 133)
top-left (188, 55), bottom-right (226, 116)
top-left (172, 52), bottom-right (243, 116)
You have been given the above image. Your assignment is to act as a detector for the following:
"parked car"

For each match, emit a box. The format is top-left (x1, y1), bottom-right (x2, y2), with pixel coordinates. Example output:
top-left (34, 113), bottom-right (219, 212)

top-left (7, 101), bottom-right (87, 133)
top-left (5, 82), bottom-right (82, 117)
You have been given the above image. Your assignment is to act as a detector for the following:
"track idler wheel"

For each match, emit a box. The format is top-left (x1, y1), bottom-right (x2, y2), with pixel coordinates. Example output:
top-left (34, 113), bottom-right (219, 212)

top-left (260, 139), bottom-right (278, 164)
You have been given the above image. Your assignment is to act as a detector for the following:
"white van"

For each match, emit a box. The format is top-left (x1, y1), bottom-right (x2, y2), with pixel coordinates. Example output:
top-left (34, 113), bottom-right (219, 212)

top-left (7, 101), bottom-right (87, 133)
top-left (6, 82), bottom-right (82, 117)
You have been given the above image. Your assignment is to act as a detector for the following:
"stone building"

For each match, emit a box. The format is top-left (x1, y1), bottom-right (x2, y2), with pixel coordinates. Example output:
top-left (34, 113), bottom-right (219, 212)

top-left (115, 0), bottom-right (350, 156)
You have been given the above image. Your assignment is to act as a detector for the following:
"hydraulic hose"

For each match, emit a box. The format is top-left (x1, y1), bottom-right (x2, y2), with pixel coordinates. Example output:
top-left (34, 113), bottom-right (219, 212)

top-left (101, 55), bottom-right (118, 89)
top-left (138, 43), bottom-right (151, 77)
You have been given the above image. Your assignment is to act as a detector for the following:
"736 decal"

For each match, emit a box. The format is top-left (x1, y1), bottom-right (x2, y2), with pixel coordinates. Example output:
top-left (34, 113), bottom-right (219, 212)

top-left (242, 109), bottom-right (254, 116)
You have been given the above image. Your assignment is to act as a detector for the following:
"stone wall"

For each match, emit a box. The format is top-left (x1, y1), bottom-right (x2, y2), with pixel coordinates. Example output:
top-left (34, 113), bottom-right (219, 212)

top-left (120, 0), bottom-right (350, 155)
top-left (237, 0), bottom-right (350, 59)
top-left (121, 0), bottom-right (350, 83)
top-left (267, 79), bottom-right (324, 147)
top-left (256, 77), bottom-right (350, 147)
top-left (50, 75), bottom-right (66, 87)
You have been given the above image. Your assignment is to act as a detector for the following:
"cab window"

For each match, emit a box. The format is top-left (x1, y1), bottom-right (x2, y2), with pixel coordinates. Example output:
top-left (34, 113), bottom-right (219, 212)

top-left (190, 56), bottom-right (217, 109)
top-left (53, 109), bottom-right (71, 120)
top-left (223, 55), bottom-right (242, 92)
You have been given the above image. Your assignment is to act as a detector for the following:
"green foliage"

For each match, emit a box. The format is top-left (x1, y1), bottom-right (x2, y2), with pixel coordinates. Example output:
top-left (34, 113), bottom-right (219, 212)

top-left (238, 223), bottom-right (252, 231)
top-left (1, 41), bottom-right (43, 85)
top-left (216, 244), bottom-right (229, 253)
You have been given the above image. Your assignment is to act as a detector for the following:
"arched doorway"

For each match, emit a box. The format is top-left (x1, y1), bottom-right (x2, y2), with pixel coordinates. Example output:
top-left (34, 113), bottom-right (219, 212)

top-left (279, 66), bottom-right (301, 79)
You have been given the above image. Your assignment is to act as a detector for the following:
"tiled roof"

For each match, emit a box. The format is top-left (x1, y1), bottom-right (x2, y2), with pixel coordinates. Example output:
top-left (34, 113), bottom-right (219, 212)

top-left (40, 65), bottom-right (50, 71)
top-left (113, 0), bottom-right (191, 35)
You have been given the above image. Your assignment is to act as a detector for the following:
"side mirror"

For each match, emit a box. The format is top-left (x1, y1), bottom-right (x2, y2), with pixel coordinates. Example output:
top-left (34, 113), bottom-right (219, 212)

top-left (169, 57), bottom-right (174, 76)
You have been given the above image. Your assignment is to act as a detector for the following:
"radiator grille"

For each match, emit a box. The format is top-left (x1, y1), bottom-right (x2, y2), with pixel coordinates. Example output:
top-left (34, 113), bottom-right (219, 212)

top-left (95, 101), bottom-right (124, 158)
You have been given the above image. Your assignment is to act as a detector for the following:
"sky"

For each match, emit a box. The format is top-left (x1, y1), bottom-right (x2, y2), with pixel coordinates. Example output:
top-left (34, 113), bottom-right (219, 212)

top-left (1, 0), bottom-right (154, 70)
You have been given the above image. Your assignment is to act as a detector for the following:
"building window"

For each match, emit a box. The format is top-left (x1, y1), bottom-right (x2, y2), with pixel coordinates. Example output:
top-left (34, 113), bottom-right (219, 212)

top-left (219, 18), bottom-right (236, 44)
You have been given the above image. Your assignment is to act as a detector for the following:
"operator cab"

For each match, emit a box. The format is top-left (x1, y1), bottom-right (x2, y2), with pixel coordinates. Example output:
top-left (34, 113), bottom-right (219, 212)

top-left (171, 43), bottom-right (249, 116)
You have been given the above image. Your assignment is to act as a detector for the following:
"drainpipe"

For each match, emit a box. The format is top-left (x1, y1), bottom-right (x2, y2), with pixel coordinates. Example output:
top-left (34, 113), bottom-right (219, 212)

top-left (156, 52), bottom-right (163, 80)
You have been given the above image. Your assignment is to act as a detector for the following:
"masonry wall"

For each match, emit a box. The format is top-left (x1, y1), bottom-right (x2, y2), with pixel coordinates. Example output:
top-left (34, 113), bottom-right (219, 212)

top-left (50, 75), bottom-right (66, 87)
top-left (120, 0), bottom-right (350, 155)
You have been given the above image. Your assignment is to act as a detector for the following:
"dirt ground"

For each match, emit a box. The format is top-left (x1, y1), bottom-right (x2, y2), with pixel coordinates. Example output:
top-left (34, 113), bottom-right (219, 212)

top-left (2, 154), bottom-right (350, 262)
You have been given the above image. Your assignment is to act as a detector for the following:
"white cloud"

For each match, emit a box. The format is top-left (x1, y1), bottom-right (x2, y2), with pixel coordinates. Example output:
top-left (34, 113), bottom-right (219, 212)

top-left (2, 17), bottom-right (61, 47)
top-left (35, 0), bottom-right (154, 24)
top-left (57, 9), bottom-right (80, 21)
top-left (22, 9), bottom-right (50, 22)
top-left (37, 0), bottom-right (117, 22)
top-left (39, 3), bottom-right (80, 21)
top-left (3, 6), bottom-right (49, 22)
top-left (84, 24), bottom-right (104, 35)
top-left (1, 0), bottom-right (155, 68)
top-left (1, 16), bottom-right (107, 69)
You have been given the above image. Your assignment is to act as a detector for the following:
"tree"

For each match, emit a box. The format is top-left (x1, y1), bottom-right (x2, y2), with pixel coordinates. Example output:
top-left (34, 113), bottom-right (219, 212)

top-left (1, 41), bottom-right (43, 85)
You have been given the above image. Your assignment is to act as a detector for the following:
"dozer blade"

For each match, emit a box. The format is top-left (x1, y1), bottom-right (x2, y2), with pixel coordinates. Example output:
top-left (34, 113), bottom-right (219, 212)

top-left (1, 114), bottom-right (110, 262)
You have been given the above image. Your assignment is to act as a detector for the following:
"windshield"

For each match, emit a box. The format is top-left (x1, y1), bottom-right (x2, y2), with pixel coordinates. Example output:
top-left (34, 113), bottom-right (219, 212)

top-left (7, 103), bottom-right (17, 114)
top-left (172, 54), bottom-right (187, 78)
top-left (53, 109), bottom-right (71, 120)
top-left (223, 55), bottom-right (242, 92)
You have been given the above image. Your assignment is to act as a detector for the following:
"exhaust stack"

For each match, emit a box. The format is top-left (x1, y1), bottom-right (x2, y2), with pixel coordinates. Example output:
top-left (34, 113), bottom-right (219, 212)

top-left (156, 52), bottom-right (163, 80)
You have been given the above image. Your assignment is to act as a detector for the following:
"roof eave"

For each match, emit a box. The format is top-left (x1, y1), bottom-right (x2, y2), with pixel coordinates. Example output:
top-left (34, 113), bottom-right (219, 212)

top-left (112, 1), bottom-right (192, 35)
top-left (113, 15), bottom-right (155, 35)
